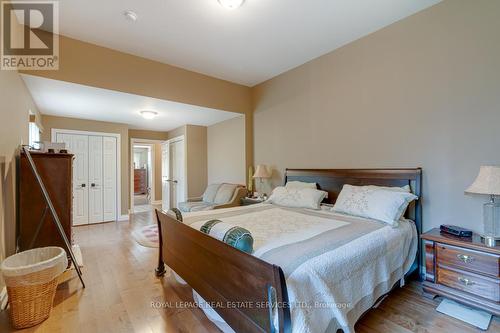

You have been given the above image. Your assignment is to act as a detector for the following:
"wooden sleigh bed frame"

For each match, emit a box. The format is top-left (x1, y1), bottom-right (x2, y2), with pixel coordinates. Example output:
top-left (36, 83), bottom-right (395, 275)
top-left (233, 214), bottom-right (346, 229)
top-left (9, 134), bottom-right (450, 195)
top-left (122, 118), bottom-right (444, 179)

top-left (155, 168), bottom-right (422, 333)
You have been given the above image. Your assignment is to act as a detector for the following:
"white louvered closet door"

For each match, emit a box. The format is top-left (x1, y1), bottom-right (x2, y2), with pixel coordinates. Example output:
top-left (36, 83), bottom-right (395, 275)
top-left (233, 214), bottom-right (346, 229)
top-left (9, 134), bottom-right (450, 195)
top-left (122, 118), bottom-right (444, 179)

top-left (56, 133), bottom-right (89, 226)
top-left (102, 136), bottom-right (117, 222)
top-left (88, 136), bottom-right (104, 223)
top-left (55, 132), bottom-right (118, 225)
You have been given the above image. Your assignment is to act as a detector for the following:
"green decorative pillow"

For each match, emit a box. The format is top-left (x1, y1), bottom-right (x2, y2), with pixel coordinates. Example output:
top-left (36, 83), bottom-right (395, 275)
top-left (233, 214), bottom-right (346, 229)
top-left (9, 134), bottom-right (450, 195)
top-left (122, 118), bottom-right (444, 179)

top-left (200, 219), bottom-right (254, 254)
top-left (167, 208), bottom-right (183, 222)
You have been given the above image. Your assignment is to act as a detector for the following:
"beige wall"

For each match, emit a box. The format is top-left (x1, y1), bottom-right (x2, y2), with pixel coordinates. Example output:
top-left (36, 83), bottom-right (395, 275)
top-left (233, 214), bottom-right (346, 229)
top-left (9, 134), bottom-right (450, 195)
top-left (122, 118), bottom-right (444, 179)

top-left (129, 129), bottom-right (168, 141)
top-left (41, 116), bottom-right (129, 215)
top-left (252, 0), bottom-right (500, 233)
top-left (152, 143), bottom-right (163, 201)
top-left (166, 121), bottom-right (247, 198)
top-left (129, 129), bottom-right (169, 202)
top-left (185, 125), bottom-right (208, 198)
top-left (167, 126), bottom-right (186, 140)
top-left (22, 34), bottom-right (252, 115)
top-left (22, 33), bottom-right (254, 175)
top-left (208, 116), bottom-right (246, 185)
top-left (0, 70), bottom-right (39, 289)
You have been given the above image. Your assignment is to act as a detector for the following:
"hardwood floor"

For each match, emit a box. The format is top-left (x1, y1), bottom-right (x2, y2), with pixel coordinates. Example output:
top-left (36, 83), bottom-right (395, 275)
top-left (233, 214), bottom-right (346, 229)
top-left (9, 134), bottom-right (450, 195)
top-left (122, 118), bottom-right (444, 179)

top-left (1, 208), bottom-right (498, 333)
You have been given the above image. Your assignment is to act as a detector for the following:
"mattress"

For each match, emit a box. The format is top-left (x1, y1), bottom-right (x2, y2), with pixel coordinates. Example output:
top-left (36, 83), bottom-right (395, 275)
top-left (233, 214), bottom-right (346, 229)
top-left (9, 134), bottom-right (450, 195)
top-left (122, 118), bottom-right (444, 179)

top-left (179, 203), bottom-right (417, 333)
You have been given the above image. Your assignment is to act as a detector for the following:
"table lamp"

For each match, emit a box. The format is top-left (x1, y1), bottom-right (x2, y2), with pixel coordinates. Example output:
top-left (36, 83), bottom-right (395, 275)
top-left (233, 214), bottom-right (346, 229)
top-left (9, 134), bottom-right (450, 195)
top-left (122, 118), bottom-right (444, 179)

top-left (253, 164), bottom-right (271, 198)
top-left (465, 166), bottom-right (500, 247)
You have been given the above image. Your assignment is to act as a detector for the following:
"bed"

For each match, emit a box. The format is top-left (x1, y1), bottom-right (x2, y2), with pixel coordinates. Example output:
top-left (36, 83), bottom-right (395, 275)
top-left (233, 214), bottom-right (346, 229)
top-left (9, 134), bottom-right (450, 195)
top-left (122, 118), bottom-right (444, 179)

top-left (155, 168), bottom-right (422, 333)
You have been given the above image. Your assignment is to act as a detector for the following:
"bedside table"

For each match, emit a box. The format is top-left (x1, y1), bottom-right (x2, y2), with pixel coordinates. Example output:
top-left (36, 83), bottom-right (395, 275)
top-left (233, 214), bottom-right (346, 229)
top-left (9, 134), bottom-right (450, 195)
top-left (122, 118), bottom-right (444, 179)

top-left (240, 197), bottom-right (265, 206)
top-left (422, 228), bottom-right (500, 315)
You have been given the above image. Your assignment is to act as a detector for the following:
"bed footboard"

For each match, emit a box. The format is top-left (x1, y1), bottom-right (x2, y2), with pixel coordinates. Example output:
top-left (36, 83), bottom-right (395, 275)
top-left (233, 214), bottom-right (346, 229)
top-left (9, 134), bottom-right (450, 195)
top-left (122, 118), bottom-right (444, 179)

top-left (155, 209), bottom-right (291, 333)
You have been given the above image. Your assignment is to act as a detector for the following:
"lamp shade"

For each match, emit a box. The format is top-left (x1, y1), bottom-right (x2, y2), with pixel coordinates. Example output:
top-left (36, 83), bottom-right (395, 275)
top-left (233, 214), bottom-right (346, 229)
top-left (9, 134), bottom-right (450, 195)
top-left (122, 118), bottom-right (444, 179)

top-left (465, 166), bottom-right (500, 195)
top-left (253, 165), bottom-right (271, 179)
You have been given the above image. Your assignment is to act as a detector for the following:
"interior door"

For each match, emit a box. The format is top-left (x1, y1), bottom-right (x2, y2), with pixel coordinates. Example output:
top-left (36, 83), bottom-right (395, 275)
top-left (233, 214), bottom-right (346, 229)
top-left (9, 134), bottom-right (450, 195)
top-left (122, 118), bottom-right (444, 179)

top-left (161, 142), bottom-right (170, 211)
top-left (56, 133), bottom-right (89, 226)
top-left (170, 138), bottom-right (185, 208)
top-left (88, 136), bottom-right (103, 223)
top-left (103, 136), bottom-right (117, 221)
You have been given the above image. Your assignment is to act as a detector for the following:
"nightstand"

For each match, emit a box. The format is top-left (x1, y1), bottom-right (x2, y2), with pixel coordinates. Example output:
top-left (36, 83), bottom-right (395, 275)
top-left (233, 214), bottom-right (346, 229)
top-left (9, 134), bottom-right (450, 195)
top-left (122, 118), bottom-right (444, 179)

top-left (422, 228), bottom-right (500, 315)
top-left (240, 197), bottom-right (265, 206)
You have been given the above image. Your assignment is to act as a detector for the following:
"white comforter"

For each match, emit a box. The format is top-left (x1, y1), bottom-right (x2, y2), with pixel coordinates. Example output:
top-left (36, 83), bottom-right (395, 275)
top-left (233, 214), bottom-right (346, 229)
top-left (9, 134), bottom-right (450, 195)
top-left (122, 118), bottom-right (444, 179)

top-left (180, 203), bottom-right (417, 333)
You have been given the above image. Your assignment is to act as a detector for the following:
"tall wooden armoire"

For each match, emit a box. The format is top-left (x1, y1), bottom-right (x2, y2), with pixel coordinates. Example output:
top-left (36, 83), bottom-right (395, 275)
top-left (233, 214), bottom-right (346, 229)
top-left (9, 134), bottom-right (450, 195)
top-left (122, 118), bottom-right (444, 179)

top-left (18, 151), bottom-right (73, 253)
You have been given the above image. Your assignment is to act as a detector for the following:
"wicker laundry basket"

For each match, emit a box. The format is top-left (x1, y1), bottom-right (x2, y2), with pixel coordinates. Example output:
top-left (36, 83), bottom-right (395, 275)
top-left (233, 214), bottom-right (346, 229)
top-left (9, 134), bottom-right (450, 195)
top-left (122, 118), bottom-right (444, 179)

top-left (1, 247), bottom-right (67, 329)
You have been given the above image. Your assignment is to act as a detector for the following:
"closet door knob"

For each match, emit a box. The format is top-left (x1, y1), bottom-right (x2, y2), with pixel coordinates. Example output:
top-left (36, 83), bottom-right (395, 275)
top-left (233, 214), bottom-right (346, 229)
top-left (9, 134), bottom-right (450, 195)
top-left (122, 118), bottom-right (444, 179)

top-left (91, 183), bottom-right (96, 187)
top-left (81, 183), bottom-right (86, 188)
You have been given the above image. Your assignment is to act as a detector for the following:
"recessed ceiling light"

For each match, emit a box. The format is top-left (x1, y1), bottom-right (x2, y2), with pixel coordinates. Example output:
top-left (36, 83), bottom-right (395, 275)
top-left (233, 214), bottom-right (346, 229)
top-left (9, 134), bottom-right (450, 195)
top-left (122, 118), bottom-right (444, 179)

top-left (218, 0), bottom-right (245, 10)
top-left (123, 10), bottom-right (138, 22)
top-left (140, 110), bottom-right (157, 120)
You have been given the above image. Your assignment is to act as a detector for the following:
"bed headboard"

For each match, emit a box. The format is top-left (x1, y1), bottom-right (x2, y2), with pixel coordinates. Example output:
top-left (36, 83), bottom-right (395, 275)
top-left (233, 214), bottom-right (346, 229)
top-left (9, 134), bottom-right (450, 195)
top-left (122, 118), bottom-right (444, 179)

top-left (284, 168), bottom-right (423, 278)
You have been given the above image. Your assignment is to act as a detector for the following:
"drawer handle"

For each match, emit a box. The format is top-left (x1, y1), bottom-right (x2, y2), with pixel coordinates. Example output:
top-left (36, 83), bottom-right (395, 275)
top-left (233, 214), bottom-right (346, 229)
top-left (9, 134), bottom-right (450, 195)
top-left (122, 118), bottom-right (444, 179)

top-left (457, 277), bottom-right (475, 286)
top-left (456, 254), bottom-right (474, 264)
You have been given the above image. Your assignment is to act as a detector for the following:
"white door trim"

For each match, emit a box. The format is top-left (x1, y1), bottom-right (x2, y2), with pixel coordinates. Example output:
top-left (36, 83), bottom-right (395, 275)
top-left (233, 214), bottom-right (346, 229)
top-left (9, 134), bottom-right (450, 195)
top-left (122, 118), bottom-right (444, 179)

top-left (163, 135), bottom-right (187, 204)
top-left (51, 128), bottom-right (121, 222)
top-left (130, 138), bottom-right (166, 212)
top-left (167, 135), bottom-right (184, 144)
top-left (175, 135), bottom-right (187, 202)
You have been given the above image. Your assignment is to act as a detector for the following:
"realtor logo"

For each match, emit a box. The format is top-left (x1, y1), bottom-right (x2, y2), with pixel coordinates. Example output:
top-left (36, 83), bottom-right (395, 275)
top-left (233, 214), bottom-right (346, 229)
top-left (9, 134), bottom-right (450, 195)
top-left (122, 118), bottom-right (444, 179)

top-left (1, 1), bottom-right (59, 70)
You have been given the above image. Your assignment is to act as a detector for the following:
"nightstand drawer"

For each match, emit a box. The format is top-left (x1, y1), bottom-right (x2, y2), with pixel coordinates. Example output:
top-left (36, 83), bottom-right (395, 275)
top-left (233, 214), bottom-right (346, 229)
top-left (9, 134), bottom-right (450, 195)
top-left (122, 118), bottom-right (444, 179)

top-left (436, 243), bottom-right (500, 277)
top-left (437, 267), bottom-right (500, 302)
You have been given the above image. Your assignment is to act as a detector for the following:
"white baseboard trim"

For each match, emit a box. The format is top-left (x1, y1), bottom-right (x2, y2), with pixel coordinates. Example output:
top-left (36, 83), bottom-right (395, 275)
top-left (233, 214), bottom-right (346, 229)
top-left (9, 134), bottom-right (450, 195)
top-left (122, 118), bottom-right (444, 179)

top-left (0, 287), bottom-right (8, 310)
top-left (118, 214), bottom-right (129, 221)
top-left (152, 200), bottom-right (162, 205)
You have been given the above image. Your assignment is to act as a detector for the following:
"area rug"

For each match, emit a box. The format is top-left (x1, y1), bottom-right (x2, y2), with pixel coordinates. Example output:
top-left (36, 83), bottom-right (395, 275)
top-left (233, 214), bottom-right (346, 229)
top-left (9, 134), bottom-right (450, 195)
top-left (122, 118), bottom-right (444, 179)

top-left (132, 224), bottom-right (159, 248)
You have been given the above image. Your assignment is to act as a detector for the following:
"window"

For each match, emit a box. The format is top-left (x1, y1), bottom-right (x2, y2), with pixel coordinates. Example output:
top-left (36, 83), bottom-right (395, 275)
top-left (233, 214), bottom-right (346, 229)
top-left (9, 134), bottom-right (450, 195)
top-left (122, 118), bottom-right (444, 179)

top-left (29, 121), bottom-right (40, 147)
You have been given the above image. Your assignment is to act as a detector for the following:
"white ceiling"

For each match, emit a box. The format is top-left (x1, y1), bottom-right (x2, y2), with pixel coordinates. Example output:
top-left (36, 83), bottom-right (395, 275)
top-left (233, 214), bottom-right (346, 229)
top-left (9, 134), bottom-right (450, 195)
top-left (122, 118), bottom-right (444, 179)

top-left (21, 74), bottom-right (241, 131)
top-left (56, 0), bottom-right (441, 86)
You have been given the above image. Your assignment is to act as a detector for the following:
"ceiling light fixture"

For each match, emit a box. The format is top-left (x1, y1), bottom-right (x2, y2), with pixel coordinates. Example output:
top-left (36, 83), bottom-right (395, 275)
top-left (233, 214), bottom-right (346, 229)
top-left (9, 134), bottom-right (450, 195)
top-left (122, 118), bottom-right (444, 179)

top-left (218, 0), bottom-right (245, 10)
top-left (140, 110), bottom-right (158, 120)
top-left (123, 10), bottom-right (138, 22)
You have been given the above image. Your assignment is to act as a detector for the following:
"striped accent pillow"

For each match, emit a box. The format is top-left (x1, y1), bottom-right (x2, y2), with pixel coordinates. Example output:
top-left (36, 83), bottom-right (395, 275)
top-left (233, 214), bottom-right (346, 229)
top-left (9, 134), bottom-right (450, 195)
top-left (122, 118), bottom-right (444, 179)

top-left (200, 219), bottom-right (254, 254)
top-left (167, 208), bottom-right (183, 222)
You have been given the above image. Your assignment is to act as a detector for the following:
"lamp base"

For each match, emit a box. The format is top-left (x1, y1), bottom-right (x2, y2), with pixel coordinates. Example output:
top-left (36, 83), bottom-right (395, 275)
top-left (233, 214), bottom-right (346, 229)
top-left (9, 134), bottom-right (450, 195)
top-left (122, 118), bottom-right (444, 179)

top-left (481, 196), bottom-right (500, 247)
top-left (480, 234), bottom-right (500, 247)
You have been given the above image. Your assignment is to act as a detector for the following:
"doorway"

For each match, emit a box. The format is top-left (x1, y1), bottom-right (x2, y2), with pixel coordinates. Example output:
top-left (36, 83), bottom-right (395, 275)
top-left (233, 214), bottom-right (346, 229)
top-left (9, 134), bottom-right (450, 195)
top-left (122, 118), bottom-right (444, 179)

top-left (133, 144), bottom-right (153, 212)
top-left (130, 139), bottom-right (166, 213)
top-left (161, 136), bottom-right (186, 211)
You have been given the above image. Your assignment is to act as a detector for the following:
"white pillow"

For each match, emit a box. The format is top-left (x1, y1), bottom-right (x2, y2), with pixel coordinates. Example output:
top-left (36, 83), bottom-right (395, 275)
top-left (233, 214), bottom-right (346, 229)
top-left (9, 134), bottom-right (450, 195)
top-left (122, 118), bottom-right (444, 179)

top-left (267, 187), bottom-right (327, 210)
top-left (213, 184), bottom-right (238, 204)
top-left (285, 181), bottom-right (317, 189)
top-left (365, 184), bottom-right (411, 193)
top-left (332, 184), bottom-right (418, 226)
top-left (202, 183), bottom-right (221, 203)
